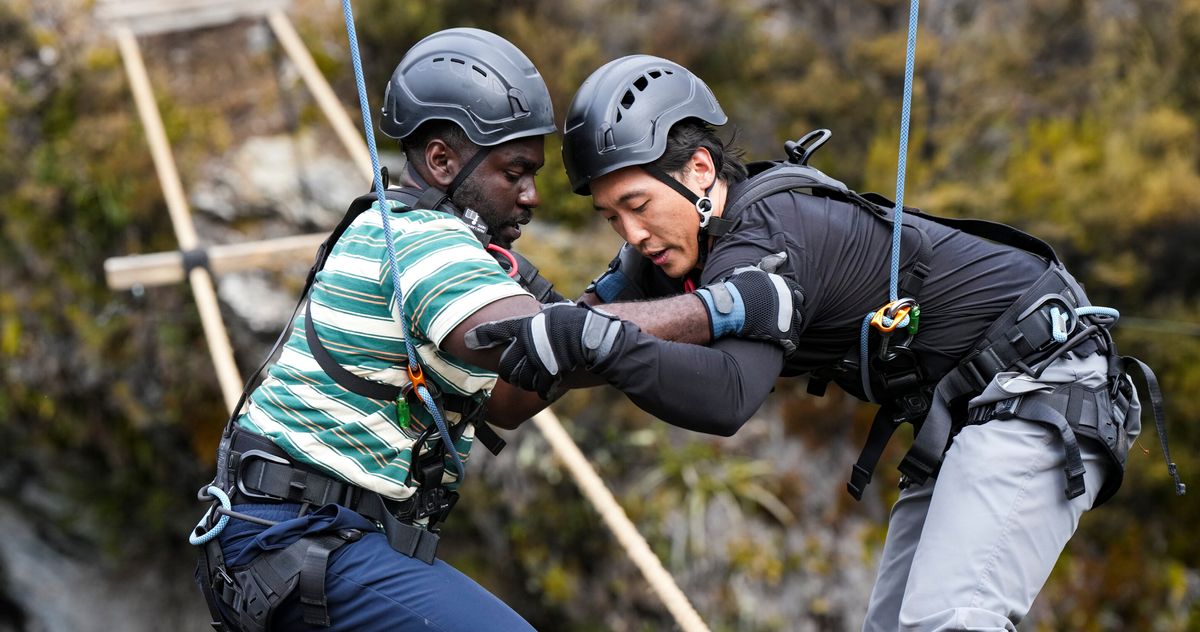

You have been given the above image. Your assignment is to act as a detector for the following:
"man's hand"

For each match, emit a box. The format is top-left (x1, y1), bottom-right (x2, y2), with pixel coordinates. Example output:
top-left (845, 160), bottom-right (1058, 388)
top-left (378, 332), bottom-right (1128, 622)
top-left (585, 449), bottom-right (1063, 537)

top-left (584, 243), bottom-right (653, 303)
top-left (465, 303), bottom-right (633, 399)
top-left (695, 252), bottom-right (804, 354)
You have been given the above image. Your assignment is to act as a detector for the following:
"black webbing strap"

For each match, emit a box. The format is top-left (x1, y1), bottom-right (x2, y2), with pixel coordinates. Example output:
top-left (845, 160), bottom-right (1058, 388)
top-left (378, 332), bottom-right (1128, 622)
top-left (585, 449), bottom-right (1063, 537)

top-left (299, 531), bottom-right (361, 626)
top-left (858, 191), bottom-right (1061, 265)
top-left (223, 189), bottom-right (397, 426)
top-left (197, 539), bottom-right (231, 631)
top-left (847, 406), bottom-right (906, 500)
top-left (642, 164), bottom-right (702, 201)
top-left (231, 428), bottom-right (451, 524)
top-left (996, 394), bottom-right (1088, 499)
top-left (305, 299), bottom-right (402, 401)
top-left (302, 306), bottom-right (505, 455)
top-left (507, 250), bottom-right (566, 304)
top-left (231, 458), bottom-right (442, 566)
top-left (1122, 356), bottom-right (1187, 495)
top-left (897, 225), bottom-right (932, 300)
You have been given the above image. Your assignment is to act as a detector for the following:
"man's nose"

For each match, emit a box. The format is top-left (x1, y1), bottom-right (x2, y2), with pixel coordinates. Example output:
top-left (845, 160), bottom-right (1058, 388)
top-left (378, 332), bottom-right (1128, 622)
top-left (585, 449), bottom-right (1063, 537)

top-left (518, 179), bottom-right (540, 208)
top-left (619, 215), bottom-right (651, 245)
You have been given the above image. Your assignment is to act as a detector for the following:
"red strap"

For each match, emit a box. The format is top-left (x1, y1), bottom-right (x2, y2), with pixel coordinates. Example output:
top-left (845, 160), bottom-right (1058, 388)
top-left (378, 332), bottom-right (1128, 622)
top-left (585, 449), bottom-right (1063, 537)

top-left (486, 244), bottom-right (520, 279)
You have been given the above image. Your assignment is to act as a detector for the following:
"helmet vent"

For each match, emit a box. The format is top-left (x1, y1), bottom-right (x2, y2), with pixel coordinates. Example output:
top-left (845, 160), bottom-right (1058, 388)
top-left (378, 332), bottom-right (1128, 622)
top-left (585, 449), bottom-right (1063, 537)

top-left (620, 89), bottom-right (636, 109)
top-left (633, 75), bottom-right (648, 91)
top-left (648, 70), bottom-right (661, 79)
top-left (472, 65), bottom-right (488, 78)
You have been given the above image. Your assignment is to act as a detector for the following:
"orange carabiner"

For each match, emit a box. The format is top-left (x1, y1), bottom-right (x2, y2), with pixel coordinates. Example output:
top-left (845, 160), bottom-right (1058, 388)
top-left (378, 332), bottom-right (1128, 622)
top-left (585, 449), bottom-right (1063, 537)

top-left (870, 299), bottom-right (916, 334)
top-left (406, 362), bottom-right (427, 393)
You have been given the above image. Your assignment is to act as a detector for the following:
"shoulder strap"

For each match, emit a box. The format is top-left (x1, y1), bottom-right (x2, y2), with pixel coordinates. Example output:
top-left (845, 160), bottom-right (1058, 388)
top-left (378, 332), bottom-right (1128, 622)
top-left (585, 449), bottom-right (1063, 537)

top-left (724, 161), bottom-right (855, 221)
top-left (223, 190), bottom-right (397, 425)
top-left (725, 161), bottom-right (1061, 265)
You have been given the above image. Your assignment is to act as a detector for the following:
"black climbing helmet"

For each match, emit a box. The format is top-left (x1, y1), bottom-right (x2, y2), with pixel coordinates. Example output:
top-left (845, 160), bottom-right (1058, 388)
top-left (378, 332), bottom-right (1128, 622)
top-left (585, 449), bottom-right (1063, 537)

top-left (561, 55), bottom-right (727, 195)
top-left (380, 28), bottom-right (556, 146)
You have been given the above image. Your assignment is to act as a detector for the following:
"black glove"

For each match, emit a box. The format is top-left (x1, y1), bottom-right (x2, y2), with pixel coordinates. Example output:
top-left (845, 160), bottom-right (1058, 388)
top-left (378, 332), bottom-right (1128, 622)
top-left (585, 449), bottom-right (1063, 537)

top-left (694, 252), bottom-right (804, 354)
top-left (465, 303), bottom-right (633, 399)
top-left (585, 243), bottom-right (653, 303)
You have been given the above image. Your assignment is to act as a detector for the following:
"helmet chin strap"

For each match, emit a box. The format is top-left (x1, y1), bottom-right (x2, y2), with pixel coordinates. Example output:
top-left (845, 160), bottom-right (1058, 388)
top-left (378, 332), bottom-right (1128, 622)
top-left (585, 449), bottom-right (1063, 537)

top-left (404, 154), bottom-right (494, 246)
top-left (445, 145), bottom-right (492, 200)
top-left (641, 162), bottom-right (736, 269)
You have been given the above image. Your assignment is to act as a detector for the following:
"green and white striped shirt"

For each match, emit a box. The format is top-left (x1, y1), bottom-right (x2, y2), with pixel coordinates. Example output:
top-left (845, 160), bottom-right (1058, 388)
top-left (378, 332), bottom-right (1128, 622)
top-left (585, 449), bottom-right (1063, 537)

top-left (239, 200), bottom-right (529, 500)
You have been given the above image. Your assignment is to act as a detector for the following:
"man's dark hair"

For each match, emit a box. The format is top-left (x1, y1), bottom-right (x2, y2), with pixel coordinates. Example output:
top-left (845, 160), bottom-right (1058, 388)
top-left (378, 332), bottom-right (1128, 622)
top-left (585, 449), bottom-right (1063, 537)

top-left (400, 120), bottom-right (476, 168)
top-left (650, 119), bottom-right (748, 185)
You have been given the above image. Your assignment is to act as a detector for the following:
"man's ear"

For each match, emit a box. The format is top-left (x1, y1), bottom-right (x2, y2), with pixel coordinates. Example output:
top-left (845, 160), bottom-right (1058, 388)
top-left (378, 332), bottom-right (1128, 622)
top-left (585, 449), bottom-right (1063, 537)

top-left (424, 139), bottom-right (460, 189)
top-left (688, 146), bottom-right (717, 191)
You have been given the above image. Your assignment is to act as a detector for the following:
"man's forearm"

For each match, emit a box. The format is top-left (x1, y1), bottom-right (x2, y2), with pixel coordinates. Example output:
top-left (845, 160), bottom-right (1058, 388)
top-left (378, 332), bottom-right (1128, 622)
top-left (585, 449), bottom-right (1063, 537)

top-left (591, 294), bottom-right (712, 346)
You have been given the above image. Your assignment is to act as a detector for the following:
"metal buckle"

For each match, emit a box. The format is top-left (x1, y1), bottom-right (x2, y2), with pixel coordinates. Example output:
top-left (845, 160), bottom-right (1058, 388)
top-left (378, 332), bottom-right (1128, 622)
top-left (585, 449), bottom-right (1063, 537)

top-left (1017, 293), bottom-right (1079, 343)
top-left (993, 395), bottom-right (1023, 420)
top-left (696, 197), bottom-right (714, 228)
top-left (235, 449), bottom-right (292, 502)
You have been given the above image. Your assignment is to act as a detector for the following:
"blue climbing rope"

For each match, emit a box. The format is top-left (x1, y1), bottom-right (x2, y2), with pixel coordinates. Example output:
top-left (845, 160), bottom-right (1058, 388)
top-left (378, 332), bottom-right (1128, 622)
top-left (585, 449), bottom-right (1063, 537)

top-left (889, 0), bottom-right (921, 303)
top-left (859, 0), bottom-right (920, 403)
top-left (340, 0), bottom-right (465, 481)
top-left (189, 485), bottom-right (232, 546)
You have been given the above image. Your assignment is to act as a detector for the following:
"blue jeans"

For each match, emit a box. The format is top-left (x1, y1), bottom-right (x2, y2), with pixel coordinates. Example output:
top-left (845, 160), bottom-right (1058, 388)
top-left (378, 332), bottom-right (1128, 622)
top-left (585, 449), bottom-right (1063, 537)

top-left (216, 503), bottom-right (535, 632)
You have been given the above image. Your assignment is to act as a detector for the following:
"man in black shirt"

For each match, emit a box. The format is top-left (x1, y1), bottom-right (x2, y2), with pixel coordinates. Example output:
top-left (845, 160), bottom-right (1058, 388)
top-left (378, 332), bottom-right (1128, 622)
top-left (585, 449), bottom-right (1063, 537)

top-left (468, 55), bottom-right (1153, 630)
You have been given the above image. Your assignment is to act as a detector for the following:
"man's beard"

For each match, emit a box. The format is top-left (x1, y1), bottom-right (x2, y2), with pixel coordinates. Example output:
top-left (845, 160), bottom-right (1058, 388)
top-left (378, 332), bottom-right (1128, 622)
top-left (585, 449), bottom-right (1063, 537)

top-left (452, 176), bottom-right (528, 250)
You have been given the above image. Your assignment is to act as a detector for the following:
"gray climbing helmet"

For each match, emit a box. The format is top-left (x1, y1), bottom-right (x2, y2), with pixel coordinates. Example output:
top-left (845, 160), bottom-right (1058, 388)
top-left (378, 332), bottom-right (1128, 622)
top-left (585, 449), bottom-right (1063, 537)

top-left (561, 55), bottom-right (727, 194)
top-left (380, 28), bottom-right (556, 146)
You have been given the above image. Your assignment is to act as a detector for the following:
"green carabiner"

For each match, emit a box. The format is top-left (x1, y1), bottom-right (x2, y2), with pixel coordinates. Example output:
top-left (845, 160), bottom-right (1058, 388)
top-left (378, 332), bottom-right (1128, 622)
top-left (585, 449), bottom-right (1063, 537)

top-left (906, 305), bottom-right (921, 336)
top-left (395, 397), bottom-right (411, 429)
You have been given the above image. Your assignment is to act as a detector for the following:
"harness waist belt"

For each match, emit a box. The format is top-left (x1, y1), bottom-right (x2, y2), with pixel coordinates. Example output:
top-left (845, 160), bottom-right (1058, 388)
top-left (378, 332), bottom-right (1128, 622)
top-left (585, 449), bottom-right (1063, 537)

top-left (226, 428), bottom-right (448, 563)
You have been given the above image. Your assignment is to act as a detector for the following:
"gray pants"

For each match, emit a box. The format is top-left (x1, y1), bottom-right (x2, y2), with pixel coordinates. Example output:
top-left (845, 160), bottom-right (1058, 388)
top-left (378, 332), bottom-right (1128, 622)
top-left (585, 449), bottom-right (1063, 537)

top-left (863, 351), bottom-right (1139, 631)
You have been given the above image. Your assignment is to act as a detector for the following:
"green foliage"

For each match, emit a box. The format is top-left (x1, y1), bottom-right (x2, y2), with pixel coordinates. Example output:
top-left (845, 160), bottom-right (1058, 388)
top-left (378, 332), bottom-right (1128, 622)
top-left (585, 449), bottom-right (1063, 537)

top-left (4, 0), bottom-right (1200, 628)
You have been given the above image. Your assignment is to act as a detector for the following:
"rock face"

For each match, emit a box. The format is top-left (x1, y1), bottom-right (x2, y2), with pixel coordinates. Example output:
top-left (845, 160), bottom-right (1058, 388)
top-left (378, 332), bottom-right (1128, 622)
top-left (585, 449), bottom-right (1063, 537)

top-left (0, 506), bottom-right (211, 632)
top-left (189, 132), bottom-right (365, 229)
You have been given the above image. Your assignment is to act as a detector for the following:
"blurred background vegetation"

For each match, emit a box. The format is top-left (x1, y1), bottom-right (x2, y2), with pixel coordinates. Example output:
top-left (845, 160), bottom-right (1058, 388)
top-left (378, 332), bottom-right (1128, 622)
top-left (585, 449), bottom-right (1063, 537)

top-left (2, 0), bottom-right (1199, 630)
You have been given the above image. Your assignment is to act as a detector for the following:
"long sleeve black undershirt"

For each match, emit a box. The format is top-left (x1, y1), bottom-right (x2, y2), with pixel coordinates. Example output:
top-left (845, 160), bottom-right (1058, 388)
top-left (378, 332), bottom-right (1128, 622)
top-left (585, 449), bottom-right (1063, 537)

top-left (593, 329), bottom-right (785, 436)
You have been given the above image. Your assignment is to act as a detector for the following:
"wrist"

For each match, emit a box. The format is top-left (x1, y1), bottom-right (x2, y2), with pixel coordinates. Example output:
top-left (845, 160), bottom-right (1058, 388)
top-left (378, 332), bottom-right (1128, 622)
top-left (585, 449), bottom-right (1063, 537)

top-left (696, 282), bottom-right (746, 339)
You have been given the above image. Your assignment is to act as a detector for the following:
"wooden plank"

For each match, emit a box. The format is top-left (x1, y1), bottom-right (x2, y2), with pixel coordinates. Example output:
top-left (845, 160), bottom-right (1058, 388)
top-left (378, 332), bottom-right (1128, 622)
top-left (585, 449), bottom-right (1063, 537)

top-left (116, 26), bottom-right (244, 413)
top-left (267, 9), bottom-right (374, 182)
top-left (105, 233), bottom-right (326, 290)
top-left (96, 0), bottom-right (289, 36)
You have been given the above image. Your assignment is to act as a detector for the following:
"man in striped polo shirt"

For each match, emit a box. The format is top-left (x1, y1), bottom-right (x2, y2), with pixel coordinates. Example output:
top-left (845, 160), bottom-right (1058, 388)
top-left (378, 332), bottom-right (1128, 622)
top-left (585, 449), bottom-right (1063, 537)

top-left (196, 29), bottom-right (565, 632)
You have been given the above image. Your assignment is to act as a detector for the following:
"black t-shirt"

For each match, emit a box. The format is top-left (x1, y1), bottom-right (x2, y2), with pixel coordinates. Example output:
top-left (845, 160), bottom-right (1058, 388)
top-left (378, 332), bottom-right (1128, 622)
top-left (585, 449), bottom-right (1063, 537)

top-left (597, 184), bottom-right (1050, 434)
top-left (701, 187), bottom-right (1049, 389)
